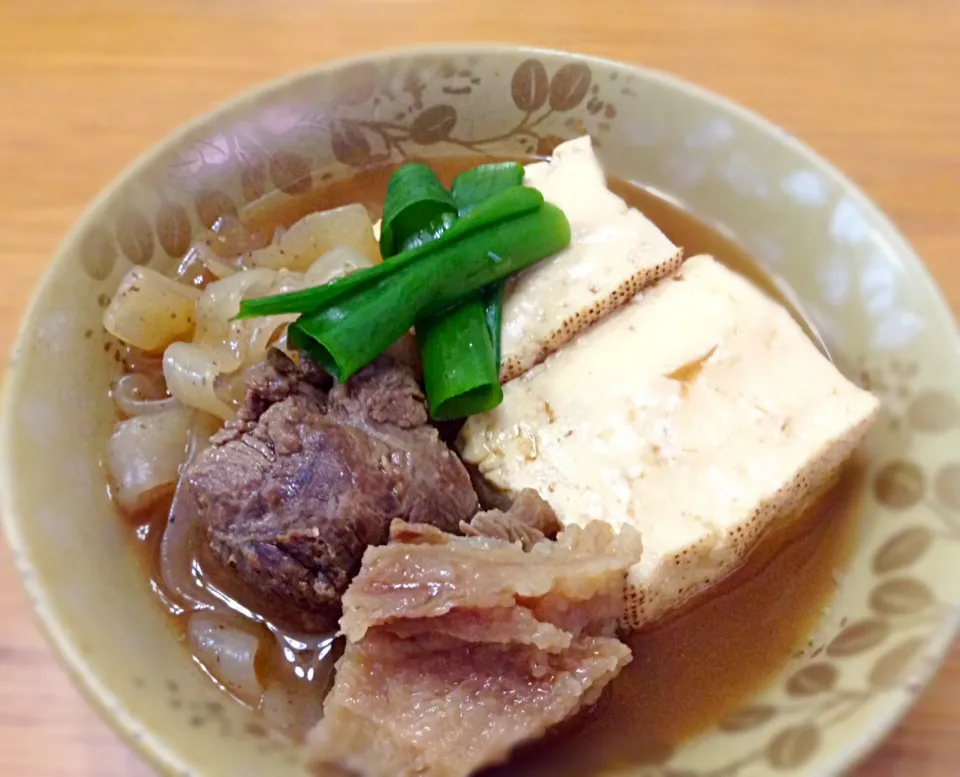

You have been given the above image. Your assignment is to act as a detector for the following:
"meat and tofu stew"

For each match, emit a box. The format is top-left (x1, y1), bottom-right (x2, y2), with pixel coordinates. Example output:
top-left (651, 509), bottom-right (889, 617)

top-left (102, 136), bottom-right (879, 776)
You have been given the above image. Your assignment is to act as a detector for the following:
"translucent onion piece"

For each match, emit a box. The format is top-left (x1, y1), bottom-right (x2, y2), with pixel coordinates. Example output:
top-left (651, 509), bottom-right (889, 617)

top-left (187, 612), bottom-right (263, 705)
top-left (261, 678), bottom-right (327, 738)
top-left (107, 406), bottom-right (193, 511)
top-left (168, 268), bottom-right (313, 418)
top-left (242, 204), bottom-right (380, 271)
top-left (244, 271), bottom-right (305, 366)
top-left (160, 412), bottom-right (221, 608)
top-left (119, 344), bottom-right (165, 377)
top-left (245, 314), bottom-right (298, 368)
top-left (163, 342), bottom-right (236, 420)
top-left (194, 268), bottom-right (279, 348)
top-left (303, 246), bottom-right (375, 287)
top-left (176, 242), bottom-right (236, 287)
top-left (208, 214), bottom-right (272, 259)
top-left (203, 256), bottom-right (239, 280)
top-left (201, 269), bottom-right (308, 371)
top-left (112, 373), bottom-right (179, 417)
top-left (103, 267), bottom-right (200, 352)
top-left (260, 632), bottom-right (337, 736)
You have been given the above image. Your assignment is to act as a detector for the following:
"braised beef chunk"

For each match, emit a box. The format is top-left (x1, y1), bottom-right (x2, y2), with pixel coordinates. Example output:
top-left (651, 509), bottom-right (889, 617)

top-left (212, 350), bottom-right (330, 445)
top-left (310, 521), bottom-right (642, 777)
top-left (186, 353), bottom-right (479, 629)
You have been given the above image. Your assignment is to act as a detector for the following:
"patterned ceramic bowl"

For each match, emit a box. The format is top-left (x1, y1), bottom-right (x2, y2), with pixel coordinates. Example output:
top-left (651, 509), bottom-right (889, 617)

top-left (2, 45), bottom-right (959, 777)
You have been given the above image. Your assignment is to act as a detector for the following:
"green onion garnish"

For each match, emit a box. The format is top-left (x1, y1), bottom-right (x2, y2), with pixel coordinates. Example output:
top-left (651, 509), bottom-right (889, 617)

top-left (379, 163), bottom-right (458, 258)
top-left (450, 162), bottom-right (525, 371)
top-left (482, 282), bottom-right (506, 370)
top-left (290, 201), bottom-right (570, 383)
top-left (419, 299), bottom-right (502, 420)
top-left (409, 163), bottom-right (526, 417)
top-left (237, 186), bottom-right (543, 320)
top-left (451, 162), bottom-right (524, 217)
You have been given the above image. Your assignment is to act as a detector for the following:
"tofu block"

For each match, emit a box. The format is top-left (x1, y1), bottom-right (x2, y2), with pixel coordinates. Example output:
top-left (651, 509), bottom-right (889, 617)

top-left (499, 136), bottom-right (684, 382)
top-left (460, 255), bottom-right (880, 630)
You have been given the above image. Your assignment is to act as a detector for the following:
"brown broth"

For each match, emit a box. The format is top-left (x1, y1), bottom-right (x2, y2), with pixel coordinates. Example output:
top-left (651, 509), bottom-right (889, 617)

top-left (122, 155), bottom-right (862, 766)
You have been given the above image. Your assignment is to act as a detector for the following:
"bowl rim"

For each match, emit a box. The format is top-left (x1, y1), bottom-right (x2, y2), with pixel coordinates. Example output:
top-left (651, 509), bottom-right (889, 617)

top-left (2, 42), bottom-right (959, 777)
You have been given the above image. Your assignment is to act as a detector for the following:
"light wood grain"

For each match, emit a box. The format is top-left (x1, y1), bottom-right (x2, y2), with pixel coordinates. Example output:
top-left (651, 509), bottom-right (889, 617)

top-left (1, 1), bottom-right (959, 775)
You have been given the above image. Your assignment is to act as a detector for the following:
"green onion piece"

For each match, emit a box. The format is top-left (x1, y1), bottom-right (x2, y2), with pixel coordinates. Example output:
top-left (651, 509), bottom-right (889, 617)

top-left (379, 163), bottom-right (458, 259)
top-left (451, 162), bottom-right (525, 217)
top-left (399, 212), bottom-right (458, 254)
top-left (449, 162), bottom-right (524, 372)
top-left (392, 163), bottom-right (524, 418)
top-left (237, 186), bottom-right (544, 320)
top-left (418, 299), bottom-right (502, 420)
top-left (292, 202), bottom-right (570, 383)
top-left (482, 282), bottom-right (506, 369)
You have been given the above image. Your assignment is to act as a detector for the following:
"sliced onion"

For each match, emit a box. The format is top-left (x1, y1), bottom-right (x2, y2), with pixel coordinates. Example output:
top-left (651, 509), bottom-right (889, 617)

top-left (194, 268), bottom-right (279, 348)
top-left (103, 267), bottom-right (199, 352)
top-left (188, 612), bottom-right (264, 705)
top-left (112, 373), bottom-right (179, 417)
top-left (207, 214), bottom-right (272, 259)
top-left (260, 633), bottom-right (337, 736)
top-left (107, 406), bottom-right (193, 511)
top-left (119, 344), bottom-right (164, 377)
top-left (203, 256), bottom-right (239, 280)
top-left (160, 412), bottom-right (221, 607)
top-left (176, 243), bottom-right (236, 287)
top-left (163, 343), bottom-right (237, 420)
top-left (304, 246), bottom-right (375, 287)
top-left (261, 678), bottom-right (326, 738)
top-left (242, 203), bottom-right (380, 271)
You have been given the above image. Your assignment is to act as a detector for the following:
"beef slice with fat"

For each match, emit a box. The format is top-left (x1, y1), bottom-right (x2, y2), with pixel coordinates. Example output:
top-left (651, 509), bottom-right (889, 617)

top-left (309, 515), bottom-right (642, 777)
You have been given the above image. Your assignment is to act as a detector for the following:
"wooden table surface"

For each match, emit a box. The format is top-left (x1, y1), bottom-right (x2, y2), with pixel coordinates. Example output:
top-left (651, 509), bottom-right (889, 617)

top-left (1, 1), bottom-right (959, 774)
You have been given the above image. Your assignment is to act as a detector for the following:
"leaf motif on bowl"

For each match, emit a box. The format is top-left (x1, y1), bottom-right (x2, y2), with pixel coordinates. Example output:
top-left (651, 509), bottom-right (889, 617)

top-left (409, 105), bottom-right (458, 144)
top-left (155, 202), bottom-right (192, 259)
top-left (826, 618), bottom-right (890, 657)
top-left (785, 663), bottom-right (837, 697)
top-left (239, 158), bottom-right (269, 204)
top-left (869, 637), bottom-right (927, 688)
top-left (115, 209), bottom-right (155, 266)
top-left (511, 59), bottom-right (549, 113)
top-left (194, 189), bottom-right (238, 230)
top-left (873, 460), bottom-right (925, 509)
top-left (869, 578), bottom-right (935, 616)
top-left (872, 527), bottom-right (933, 574)
top-left (78, 226), bottom-right (118, 281)
top-left (269, 152), bottom-right (313, 196)
top-left (331, 123), bottom-right (373, 168)
top-left (548, 63), bottom-right (592, 112)
top-left (765, 725), bottom-right (821, 770)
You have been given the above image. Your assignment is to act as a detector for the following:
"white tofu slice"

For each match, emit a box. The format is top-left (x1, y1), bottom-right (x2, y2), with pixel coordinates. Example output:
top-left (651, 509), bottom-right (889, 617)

top-left (459, 255), bottom-right (880, 631)
top-left (498, 136), bottom-right (684, 382)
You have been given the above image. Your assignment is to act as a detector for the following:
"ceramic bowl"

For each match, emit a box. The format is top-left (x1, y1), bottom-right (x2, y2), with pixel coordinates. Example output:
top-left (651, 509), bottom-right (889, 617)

top-left (3, 45), bottom-right (960, 777)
